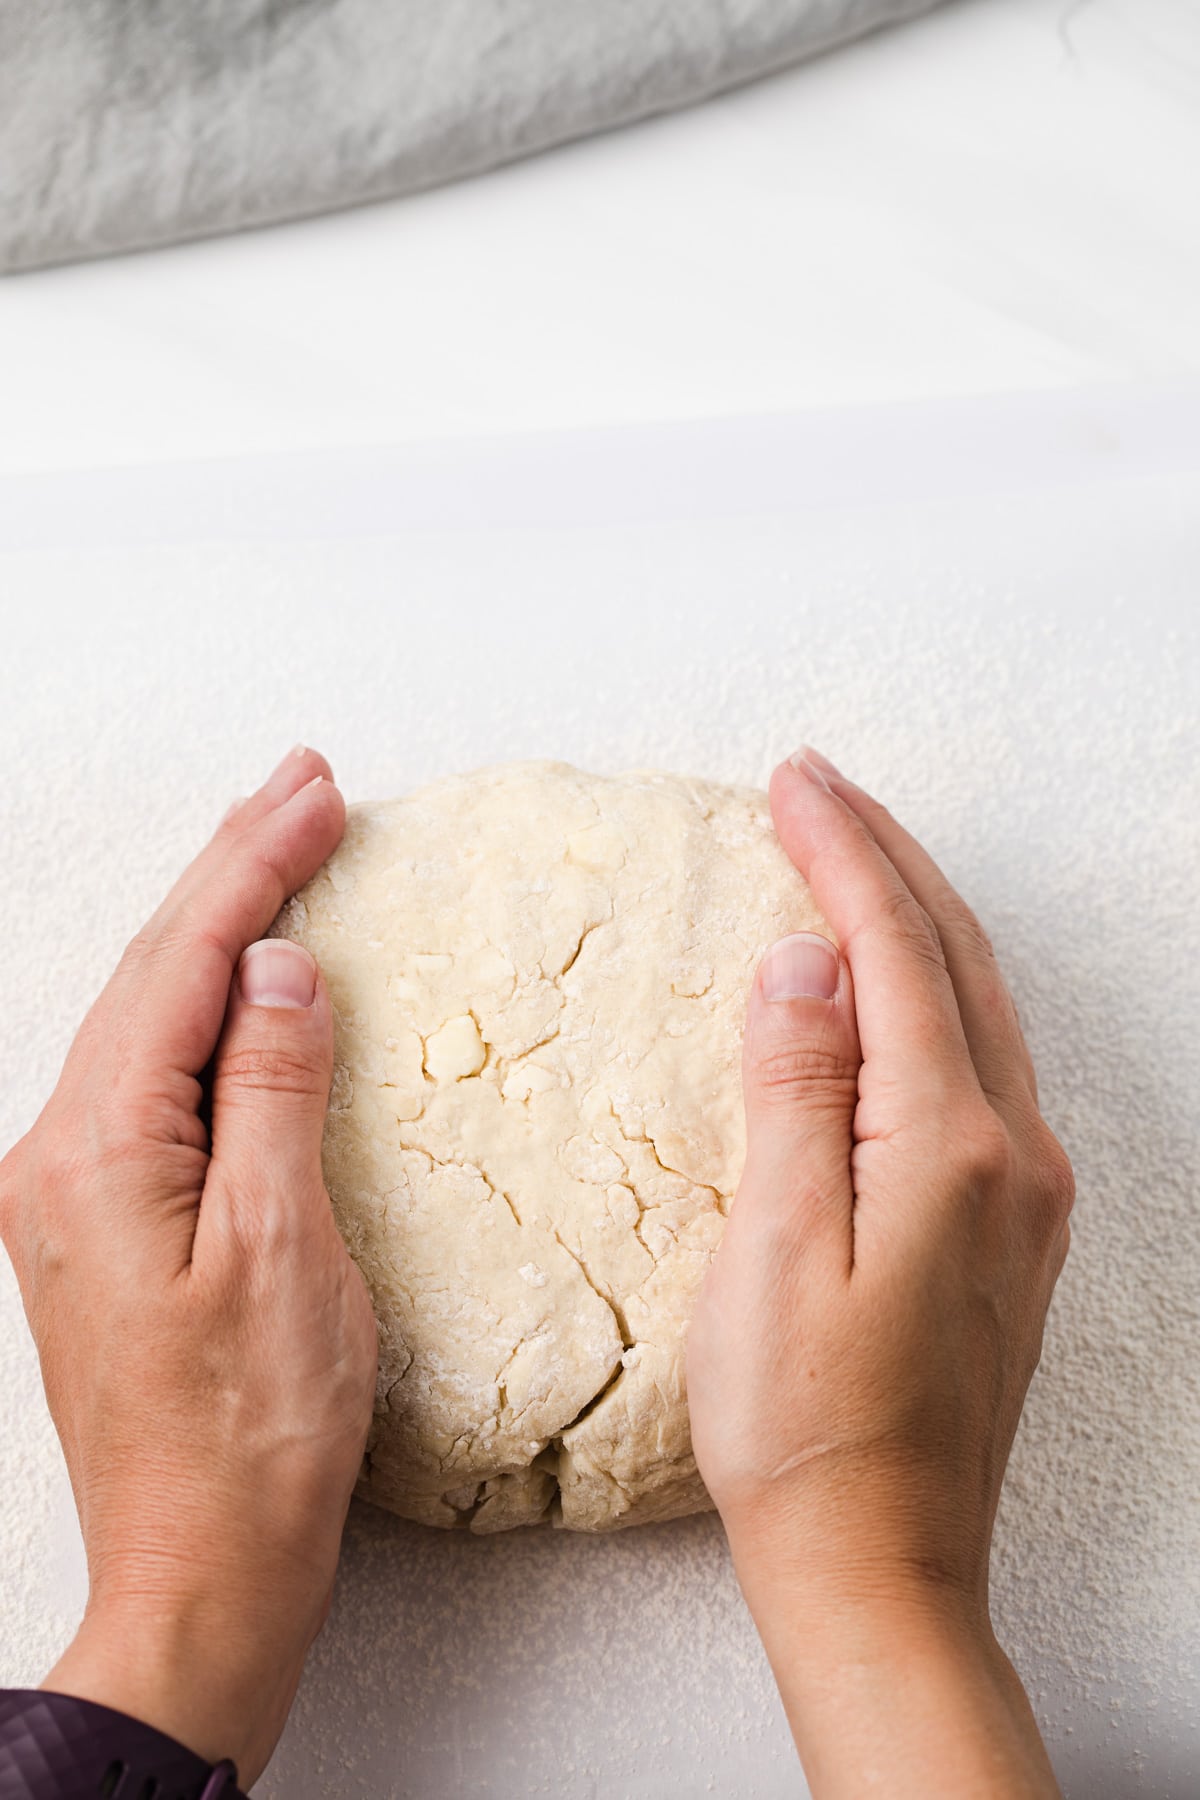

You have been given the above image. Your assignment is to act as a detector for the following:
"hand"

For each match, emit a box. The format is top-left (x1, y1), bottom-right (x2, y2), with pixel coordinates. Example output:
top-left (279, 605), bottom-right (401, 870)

top-left (0, 746), bottom-right (378, 1787)
top-left (687, 748), bottom-right (1074, 1799)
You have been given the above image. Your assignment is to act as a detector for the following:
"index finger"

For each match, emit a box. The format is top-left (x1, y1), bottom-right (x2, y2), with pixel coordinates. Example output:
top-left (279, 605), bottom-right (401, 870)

top-left (77, 747), bottom-right (345, 1107)
top-left (801, 745), bottom-right (1041, 1123)
top-left (768, 751), bottom-right (985, 1136)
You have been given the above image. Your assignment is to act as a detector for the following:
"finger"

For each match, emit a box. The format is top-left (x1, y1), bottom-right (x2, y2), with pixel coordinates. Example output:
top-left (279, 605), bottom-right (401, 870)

top-left (768, 753), bottom-right (984, 1136)
top-left (801, 746), bottom-right (1040, 1123)
top-left (197, 939), bottom-right (334, 1250)
top-left (214, 743), bottom-right (334, 842)
top-left (105, 774), bottom-right (345, 1094)
top-left (138, 743), bottom-right (333, 966)
top-left (735, 930), bottom-right (862, 1273)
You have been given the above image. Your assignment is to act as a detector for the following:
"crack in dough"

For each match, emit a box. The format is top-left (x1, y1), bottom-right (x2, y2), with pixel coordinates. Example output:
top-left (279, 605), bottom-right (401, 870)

top-left (272, 761), bottom-right (828, 1531)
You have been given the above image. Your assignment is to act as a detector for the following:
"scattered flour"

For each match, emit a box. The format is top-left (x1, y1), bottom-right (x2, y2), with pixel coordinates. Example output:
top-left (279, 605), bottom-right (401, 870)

top-left (0, 488), bottom-right (1196, 1796)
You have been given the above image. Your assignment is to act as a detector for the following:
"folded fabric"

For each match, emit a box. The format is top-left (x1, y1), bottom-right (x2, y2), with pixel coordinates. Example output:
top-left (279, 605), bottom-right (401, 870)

top-left (0, 0), bottom-right (946, 272)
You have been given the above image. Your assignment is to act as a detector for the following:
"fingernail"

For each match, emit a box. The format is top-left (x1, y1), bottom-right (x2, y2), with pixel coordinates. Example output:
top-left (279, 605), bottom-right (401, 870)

top-left (219, 797), bottom-right (246, 827)
top-left (263, 744), bottom-right (309, 787)
top-left (800, 746), bottom-right (845, 781)
top-left (238, 940), bottom-right (317, 1009)
top-left (786, 749), bottom-right (832, 792)
top-left (760, 932), bottom-right (839, 1001)
top-left (282, 774), bottom-right (326, 805)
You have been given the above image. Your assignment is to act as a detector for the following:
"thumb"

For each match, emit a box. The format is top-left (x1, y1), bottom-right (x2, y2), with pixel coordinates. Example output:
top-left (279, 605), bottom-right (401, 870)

top-left (737, 932), bottom-right (862, 1267)
top-left (207, 938), bottom-right (333, 1222)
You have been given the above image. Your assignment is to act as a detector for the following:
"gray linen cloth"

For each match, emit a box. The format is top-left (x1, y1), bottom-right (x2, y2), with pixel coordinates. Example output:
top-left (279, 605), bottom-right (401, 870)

top-left (0, 1), bottom-right (945, 272)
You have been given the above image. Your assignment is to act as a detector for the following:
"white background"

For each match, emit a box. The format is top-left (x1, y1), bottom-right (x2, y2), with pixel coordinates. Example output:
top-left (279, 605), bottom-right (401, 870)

top-left (1, 1), bottom-right (1198, 1797)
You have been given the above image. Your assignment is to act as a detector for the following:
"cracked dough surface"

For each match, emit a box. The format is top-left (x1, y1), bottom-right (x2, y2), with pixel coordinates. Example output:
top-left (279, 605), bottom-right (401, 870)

top-left (271, 762), bottom-right (827, 1532)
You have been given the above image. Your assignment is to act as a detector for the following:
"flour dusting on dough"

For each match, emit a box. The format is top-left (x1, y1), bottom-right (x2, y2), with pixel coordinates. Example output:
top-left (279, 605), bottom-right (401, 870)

top-left (273, 761), bottom-right (826, 1532)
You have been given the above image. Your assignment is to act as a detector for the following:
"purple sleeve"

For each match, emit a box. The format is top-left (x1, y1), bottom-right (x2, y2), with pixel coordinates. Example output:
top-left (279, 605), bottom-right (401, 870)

top-left (0, 1691), bottom-right (248, 1799)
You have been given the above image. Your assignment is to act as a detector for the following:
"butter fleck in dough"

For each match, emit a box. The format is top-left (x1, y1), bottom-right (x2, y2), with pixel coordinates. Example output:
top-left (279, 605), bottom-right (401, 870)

top-left (272, 762), bottom-right (828, 1532)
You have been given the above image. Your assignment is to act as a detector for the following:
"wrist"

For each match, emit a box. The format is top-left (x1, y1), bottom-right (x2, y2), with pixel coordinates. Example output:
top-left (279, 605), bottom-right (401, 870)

top-left (41, 1586), bottom-right (313, 1788)
top-left (723, 1532), bottom-right (1059, 1799)
top-left (738, 1558), bottom-right (1001, 1721)
top-left (724, 1503), bottom-right (992, 1658)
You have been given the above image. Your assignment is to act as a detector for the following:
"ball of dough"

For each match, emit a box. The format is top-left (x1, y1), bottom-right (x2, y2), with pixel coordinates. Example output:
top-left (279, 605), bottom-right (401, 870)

top-left (271, 762), bottom-right (828, 1532)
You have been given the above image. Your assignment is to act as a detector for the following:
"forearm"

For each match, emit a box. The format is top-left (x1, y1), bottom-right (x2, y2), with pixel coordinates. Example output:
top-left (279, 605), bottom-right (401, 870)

top-left (732, 1553), bottom-right (1060, 1799)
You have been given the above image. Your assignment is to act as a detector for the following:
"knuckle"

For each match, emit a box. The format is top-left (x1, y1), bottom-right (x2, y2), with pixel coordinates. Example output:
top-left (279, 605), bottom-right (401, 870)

top-left (31, 1128), bottom-right (82, 1196)
top-left (751, 1039), bottom-right (860, 1111)
top-left (955, 1106), bottom-right (1012, 1190)
top-left (217, 1042), bottom-right (327, 1100)
top-left (123, 903), bottom-right (242, 984)
top-left (0, 1155), bottom-right (22, 1240)
top-left (976, 970), bottom-right (1021, 1045)
top-left (239, 1186), bottom-right (328, 1261)
top-left (1033, 1126), bottom-right (1077, 1224)
top-left (120, 925), bottom-right (158, 970)
top-left (230, 835), bottom-right (289, 905)
top-left (876, 885), bottom-right (948, 973)
top-left (161, 918), bottom-right (230, 968)
top-left (942, 890), bottom-right (997, 964)
top-left (5, 1134), bottom-right (77, 1270)
top-left (120, 919), bottom-right (203, 975)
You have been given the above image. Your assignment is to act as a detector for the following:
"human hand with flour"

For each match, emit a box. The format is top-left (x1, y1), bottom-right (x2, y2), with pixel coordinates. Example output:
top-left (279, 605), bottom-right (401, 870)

top-left (688, 747), bottom-right (1074, 1798)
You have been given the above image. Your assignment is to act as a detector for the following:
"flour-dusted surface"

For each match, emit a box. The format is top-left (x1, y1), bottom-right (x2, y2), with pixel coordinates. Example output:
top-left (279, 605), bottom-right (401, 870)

top-left (0, 396), bottom-right (1197, 1794)
top-left (273, 765), bottom-right (825, 1533)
